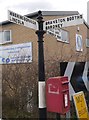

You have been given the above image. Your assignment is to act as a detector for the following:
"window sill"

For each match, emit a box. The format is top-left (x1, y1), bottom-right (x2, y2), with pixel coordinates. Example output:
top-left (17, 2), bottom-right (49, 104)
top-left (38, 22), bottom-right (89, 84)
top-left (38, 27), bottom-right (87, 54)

top-left (0, 41), bottom-right (12, 45)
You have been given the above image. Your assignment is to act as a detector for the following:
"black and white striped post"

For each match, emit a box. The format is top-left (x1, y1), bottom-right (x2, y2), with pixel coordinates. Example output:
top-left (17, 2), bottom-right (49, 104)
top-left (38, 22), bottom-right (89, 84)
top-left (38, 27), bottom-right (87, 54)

top-left (36, 11), bottom-right (47, 120)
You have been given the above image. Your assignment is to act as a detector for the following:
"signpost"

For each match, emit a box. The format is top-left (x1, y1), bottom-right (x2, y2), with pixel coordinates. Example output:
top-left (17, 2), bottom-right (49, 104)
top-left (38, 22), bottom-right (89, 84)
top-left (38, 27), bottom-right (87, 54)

top-left (8, 10), bottom-right (86, 120)
top-left (8, 10), bottom-right (47, 120)
top-left (35, 11), bottom-right (47, 120)
top-left (73, 91), bottom-right (89, 119)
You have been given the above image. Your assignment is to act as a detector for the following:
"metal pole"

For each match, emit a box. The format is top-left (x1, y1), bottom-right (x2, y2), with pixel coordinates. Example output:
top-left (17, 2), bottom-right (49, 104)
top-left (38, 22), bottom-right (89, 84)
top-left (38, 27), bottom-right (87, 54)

top-left (36, 11), bottom-right (47, 120)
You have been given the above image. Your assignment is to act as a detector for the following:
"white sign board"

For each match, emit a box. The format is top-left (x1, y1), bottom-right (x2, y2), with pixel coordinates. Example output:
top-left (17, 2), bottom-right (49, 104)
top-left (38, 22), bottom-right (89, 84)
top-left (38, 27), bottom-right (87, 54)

top-left (44, 14), bottom-right (83, 30)
top-left (47, 28), bottom-right (61, 39)
top-left (8, 10), bottom-right (38, 30)
top-left (0, 42), bottom-right (32, 64)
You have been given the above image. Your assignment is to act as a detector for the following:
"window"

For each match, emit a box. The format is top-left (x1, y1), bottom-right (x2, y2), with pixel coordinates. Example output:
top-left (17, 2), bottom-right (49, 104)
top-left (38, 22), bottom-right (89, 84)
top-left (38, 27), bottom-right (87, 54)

top-left (60, 29), bottom-right (69, 43)
top-left (86, 38), bottom-right (89, 47)
top-left (0, 31), bottom-right (3, 44)
top-left (0, 30), bottom-right (12, 44)
top-left (57, 29), bottom-right (69, 43)
top-left (47, 28), bottom-right (69, 43)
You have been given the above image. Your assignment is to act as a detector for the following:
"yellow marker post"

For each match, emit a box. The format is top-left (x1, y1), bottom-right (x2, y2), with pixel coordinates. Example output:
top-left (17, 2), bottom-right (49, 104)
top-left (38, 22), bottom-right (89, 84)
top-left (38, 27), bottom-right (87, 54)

top-left (73, 91), bottom-right (89, 119)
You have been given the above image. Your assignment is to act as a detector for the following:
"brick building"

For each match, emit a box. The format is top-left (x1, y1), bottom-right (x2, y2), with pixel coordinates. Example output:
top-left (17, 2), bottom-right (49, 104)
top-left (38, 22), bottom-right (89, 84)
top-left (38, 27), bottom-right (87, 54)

top-left (0, 11), bottom-right (89, 118)
top-left (0, 11), bottom-right (89, 62)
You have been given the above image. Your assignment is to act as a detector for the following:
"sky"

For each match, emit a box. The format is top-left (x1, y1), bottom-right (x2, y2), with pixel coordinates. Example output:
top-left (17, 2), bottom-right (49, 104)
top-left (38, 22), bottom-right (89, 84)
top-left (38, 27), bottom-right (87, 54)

top-left (0, 0), bottom-right (88, 22)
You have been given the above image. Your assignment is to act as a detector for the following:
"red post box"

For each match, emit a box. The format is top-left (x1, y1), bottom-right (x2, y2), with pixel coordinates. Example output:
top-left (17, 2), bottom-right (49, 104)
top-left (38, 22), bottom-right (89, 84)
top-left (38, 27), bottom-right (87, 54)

top-left (46, 76), bottom-right (70, 114)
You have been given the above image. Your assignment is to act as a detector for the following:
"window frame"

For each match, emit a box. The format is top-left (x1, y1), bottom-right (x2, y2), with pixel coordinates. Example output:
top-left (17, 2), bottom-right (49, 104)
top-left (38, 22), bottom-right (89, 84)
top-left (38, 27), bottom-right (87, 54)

top-left (86, 38), bottom-right (89, 47)
top-left (76, 34), bottom-right (83, 51)
top-left (57, 29), bottom-right (70, 43)
top-left (0, 30), bottom-right (12, 44)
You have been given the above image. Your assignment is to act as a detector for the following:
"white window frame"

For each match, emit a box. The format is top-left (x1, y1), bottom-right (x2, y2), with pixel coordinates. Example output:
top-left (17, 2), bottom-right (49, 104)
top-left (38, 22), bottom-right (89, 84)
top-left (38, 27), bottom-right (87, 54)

top-left (47, 28), bottom-right (69, 43)
top-left (86, 38), bottom-right (89, 47)
top-left (0, 30), bottom-right (12, 44)
top-left (57, 29), bottom-right (69, 43)
top-left (0, 31), bottom-right (3, 44)
top-left (76, 34), bottom-right (83, 51)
